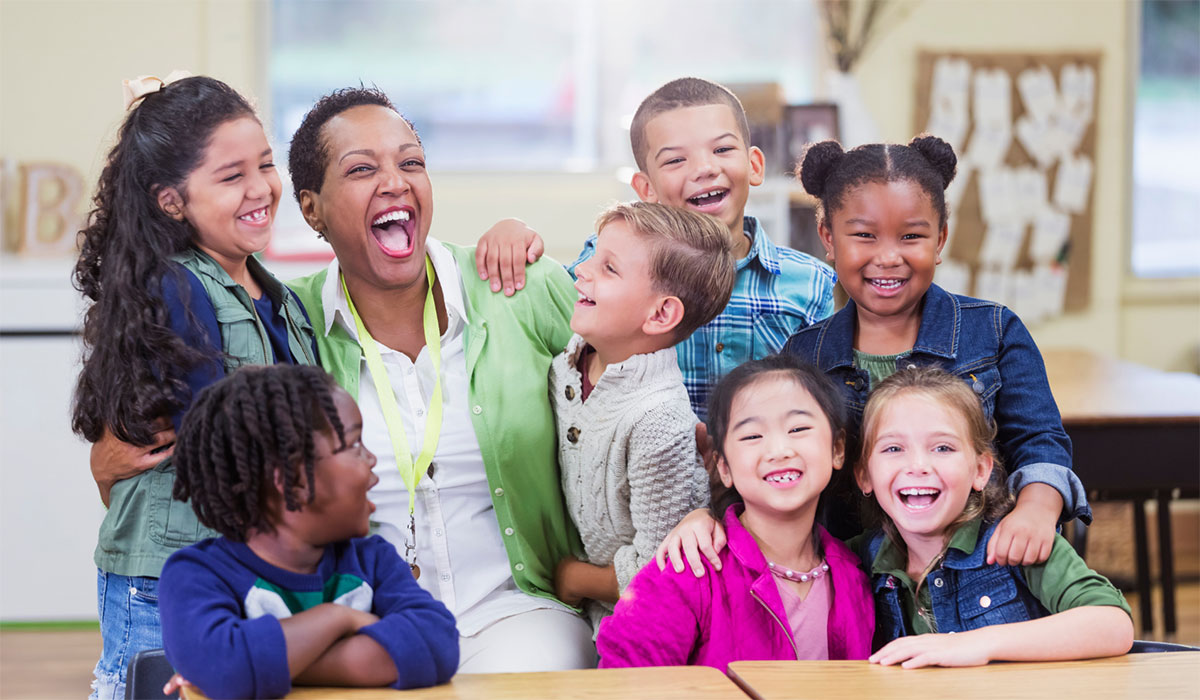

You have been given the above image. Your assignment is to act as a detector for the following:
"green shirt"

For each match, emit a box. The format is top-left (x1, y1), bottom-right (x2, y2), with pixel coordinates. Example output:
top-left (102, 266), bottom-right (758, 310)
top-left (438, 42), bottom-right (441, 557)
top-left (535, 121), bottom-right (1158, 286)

top-left (287, 242), bottom-right (582, 605)
top-left (849, 518), bottom-right (1131, 635)
top-left (852, 348), bottom-right (906, 390)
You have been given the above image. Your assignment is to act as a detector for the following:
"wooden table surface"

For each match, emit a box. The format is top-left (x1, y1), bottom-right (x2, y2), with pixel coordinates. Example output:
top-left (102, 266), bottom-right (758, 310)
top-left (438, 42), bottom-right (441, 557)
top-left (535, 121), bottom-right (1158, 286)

top-left (181, 665), bottom-right (747, 699)
top-left (1042, 348), bottom-right (1200, 425)
top-left (728, 653), bottom-right (1200, 700)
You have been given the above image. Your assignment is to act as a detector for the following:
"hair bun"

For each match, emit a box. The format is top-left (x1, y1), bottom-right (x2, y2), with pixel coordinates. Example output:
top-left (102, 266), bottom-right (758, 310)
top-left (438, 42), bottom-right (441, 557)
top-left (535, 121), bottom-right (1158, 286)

top-left (797, 140), bottom-right (846, 198)
top-left (908, 134), bottom-right (957, 190)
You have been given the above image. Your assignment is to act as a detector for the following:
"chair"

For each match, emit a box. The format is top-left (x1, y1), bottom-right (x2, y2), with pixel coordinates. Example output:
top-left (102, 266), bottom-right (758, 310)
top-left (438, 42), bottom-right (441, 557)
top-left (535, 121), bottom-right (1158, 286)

top-left (125, 648), bottom-right (179, 700)
top-left (1129, 640), bottom-right (1200, 653)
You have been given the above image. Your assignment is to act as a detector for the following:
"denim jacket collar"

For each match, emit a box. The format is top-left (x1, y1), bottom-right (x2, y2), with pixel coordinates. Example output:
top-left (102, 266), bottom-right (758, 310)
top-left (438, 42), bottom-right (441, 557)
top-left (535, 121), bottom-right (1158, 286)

top-left (868, 517), bottom-right (991, 594)
top-left (813, 284), bottom-right (961, 373)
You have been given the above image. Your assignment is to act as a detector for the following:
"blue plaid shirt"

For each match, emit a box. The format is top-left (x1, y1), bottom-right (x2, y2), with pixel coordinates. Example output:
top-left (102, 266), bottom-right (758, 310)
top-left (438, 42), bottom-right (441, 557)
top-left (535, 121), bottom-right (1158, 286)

top-left (568, 216), bottom-right (836, 420)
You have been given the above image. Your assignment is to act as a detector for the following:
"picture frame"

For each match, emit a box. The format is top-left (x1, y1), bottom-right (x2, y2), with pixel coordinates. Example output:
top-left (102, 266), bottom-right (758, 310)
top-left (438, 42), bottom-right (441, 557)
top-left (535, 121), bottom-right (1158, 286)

top-left (783, 103), bottom-right (840, 175)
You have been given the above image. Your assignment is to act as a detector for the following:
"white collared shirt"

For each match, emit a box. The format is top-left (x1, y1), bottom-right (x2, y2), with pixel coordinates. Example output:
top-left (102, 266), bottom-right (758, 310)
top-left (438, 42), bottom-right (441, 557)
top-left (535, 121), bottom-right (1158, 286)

top-left (319, 237), bottom-right (567, 635)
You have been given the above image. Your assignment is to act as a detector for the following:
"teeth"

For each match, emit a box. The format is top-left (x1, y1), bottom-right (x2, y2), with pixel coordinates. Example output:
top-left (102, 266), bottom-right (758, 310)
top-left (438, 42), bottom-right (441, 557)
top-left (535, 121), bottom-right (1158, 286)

top-left (690, 190), bottom-right (724, 201)
top-left (238, 208), bottom-right (267, 222)
top-left (765, 472), bottom-right (800, 483)
top-left (899, 487), bottom-right (939, 495)
top-left (372, 209), bottom-right (411, 226)
top-left (871, 279), bottom-right (903, 290)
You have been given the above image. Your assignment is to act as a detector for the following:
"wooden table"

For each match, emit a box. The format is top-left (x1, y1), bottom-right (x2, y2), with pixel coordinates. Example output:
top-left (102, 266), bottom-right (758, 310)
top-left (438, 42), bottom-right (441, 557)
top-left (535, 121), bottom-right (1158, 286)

top-left (1043, 349), bottom-right (1200, 636)
top-left (181, 665), bottom-right (747, 699)
top-left (728, 653), bottom-right (1200, 699)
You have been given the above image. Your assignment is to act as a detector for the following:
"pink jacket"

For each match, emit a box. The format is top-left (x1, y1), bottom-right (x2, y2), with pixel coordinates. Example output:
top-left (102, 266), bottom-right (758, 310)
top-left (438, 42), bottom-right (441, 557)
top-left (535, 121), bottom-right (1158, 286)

top-left (596, 505), bottom-right (874, 670)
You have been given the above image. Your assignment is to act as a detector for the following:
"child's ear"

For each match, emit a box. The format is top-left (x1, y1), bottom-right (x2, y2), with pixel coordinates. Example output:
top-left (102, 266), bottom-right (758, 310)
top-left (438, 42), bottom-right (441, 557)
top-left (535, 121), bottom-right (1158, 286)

top-left (642, 295), bottom-right (684, 337)
top-left (935, 221), bottom-right (949, 265)
top-left (854, 464), bottom-right (873, 495)
top-left (157, 187), bottom-right (185, 221)
top-left (831, 436), bottom-right (846, 471)
top-left (818, 221), bottom-right (835, 264)
top-left (298, 189), bottom-right (327, 236)
top-left (630, 171), bottom-right (659, 203)
top-left (748, 146), bottom-right (766, 187)
top-left (716, 455), bottom-right (734, 489)
top-left (973, 451), bottom-right (995, 491)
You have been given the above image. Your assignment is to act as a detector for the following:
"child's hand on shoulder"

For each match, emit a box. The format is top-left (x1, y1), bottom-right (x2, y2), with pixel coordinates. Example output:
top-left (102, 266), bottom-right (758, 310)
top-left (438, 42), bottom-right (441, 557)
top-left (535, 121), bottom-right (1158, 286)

top-left (654, 508), bottom-right (725, 577)
top-left (987, 483), bottom-right (1062, 566)
top-left (475, 218), bottom-right (544, 296)
top-left (869, 631), bottom-right (992, 668)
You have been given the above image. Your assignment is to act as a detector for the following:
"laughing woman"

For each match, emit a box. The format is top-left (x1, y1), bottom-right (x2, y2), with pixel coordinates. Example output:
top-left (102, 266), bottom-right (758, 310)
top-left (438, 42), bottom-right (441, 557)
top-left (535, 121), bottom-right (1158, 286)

top-left (285, 88), bottom-right (596, 672)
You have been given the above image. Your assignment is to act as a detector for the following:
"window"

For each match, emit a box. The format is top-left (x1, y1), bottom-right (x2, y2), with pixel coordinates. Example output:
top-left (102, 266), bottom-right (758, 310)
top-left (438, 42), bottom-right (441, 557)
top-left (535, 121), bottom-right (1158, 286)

top-left (1131, 0), bottom-right (1200, 278)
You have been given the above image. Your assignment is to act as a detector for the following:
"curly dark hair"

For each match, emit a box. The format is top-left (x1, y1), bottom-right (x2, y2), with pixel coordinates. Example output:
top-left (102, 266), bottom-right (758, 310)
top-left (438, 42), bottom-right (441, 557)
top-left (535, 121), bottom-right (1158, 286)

top-left (705, 354), bottom-right (848, 518)
top-left (287, 86), bottom-right (417, 205)
top-left (173, 365), bottom-right (347, 541)
top-left (797, 134), bottom-right (958, 230)
top-left (71, 76), bottom-right (256, 446)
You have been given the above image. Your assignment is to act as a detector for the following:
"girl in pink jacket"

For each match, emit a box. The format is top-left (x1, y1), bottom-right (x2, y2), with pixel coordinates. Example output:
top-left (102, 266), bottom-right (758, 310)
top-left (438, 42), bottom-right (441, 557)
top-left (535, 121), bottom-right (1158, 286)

top-left (596, 355), bottom-right (874, 669)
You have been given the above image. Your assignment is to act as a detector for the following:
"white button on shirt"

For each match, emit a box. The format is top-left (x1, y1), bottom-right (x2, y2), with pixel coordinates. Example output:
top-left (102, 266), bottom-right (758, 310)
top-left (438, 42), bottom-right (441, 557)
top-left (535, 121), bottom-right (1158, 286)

top-left (319, 238), bottom-right (568, 635)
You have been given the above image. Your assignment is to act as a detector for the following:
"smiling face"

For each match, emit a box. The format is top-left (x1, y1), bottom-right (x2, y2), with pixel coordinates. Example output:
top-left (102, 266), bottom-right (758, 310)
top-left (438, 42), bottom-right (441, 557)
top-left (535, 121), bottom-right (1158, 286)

top-left (820, 179), bottom-right (948, 329)
top-left (173, 116), bottom-right (281, 271)
top-left (571, 218), bottom-right (664, 350)
top-left (300, 105), bottom-right (433, 295)
top-left (858, 391), bottom-right (993, 554)
top-left (717, 373), bottom-right (843, 525)
top-left (631, 104), bottom-right (765, 245)
top-left (301, 387), bottom-right (380, 544)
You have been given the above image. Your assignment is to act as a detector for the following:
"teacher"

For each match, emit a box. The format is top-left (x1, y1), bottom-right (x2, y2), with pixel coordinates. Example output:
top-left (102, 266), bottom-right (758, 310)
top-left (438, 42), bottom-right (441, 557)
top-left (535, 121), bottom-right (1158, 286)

top-left (285, 87), bottom-right (595, 672)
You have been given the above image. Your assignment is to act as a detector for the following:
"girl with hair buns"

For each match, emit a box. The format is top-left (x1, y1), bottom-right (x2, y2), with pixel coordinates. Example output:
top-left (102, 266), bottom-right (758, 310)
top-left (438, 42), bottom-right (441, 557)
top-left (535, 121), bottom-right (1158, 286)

top-left (657, 136), bottom-right (1087, 584)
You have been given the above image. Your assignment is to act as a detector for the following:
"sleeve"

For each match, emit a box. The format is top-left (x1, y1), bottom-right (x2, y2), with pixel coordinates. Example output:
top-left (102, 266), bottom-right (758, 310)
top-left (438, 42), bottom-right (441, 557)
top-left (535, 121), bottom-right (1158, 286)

top-left (356, 537), bottom-right (460, 689)
top-left (526, 255), bottom-right (578, 356)
top-left (565, 234), bottom-right (598, 280)
top-left (159, 267), bottom-right (224, 432)
top-left (612, 404), bottom-right (710, 592)
top-left (596, 561), bottom-right (705, 668)
top-left (993, 309), bottom-right (1091, 523)
top-left (1022, 534), bottom-right (1132, 617)
top-left (159, 547), bottom-right (292, 699)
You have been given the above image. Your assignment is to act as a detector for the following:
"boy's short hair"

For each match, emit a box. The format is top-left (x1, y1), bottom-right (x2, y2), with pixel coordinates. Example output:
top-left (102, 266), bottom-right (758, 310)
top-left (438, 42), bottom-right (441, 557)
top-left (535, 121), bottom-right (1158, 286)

top-left (596, 201), bottom-right (736, 341)
top-left (629, 77), bottom-right (752, 172)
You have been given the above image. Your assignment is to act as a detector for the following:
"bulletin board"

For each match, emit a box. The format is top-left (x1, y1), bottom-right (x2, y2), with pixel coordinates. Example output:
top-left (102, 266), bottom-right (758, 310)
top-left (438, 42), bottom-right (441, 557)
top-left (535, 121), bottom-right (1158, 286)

top-left (914, 51), bottom-right (1101, 319)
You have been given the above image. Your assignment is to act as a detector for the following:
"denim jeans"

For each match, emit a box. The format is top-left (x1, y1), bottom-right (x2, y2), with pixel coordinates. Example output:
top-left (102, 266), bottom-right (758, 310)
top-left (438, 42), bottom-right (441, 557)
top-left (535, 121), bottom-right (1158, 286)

top-left (90, 569), bottom-right (162, 700)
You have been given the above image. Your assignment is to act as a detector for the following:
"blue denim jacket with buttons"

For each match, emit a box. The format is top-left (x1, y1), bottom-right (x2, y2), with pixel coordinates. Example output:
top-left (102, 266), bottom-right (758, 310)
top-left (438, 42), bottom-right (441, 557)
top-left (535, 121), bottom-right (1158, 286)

top-left (784, 283), bottom-right (1091, 526)
top-left (863, 521), bottom-right (1048, 642)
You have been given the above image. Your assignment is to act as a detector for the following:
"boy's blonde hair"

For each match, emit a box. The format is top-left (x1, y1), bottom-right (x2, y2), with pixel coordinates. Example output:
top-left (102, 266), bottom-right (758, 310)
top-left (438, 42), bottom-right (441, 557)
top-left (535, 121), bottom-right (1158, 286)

top-left (595, 201), bottom-right (736, 342)
top-left (856, 367), bottom-right (1014, 550)
top-left (629, 77), bottom-right (752, 172)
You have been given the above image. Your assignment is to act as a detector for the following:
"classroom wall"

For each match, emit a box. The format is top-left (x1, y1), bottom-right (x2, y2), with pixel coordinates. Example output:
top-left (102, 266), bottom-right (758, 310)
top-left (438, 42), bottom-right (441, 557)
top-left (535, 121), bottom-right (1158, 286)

top-left (1, 0), bottom-right (1196, 621)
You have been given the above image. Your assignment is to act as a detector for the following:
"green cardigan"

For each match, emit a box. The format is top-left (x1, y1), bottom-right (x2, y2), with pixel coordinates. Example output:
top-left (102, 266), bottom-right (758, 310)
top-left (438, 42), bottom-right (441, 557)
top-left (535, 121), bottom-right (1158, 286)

top-left (288, 242), bottom-right (582, 605)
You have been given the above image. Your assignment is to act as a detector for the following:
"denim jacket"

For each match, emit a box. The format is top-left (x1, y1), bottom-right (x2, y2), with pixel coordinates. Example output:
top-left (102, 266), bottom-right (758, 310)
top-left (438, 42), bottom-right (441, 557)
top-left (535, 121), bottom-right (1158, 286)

top-left (784, 284), bottom-right (1090, 525)
top-left (862, 521), bottom-right (1048, 644)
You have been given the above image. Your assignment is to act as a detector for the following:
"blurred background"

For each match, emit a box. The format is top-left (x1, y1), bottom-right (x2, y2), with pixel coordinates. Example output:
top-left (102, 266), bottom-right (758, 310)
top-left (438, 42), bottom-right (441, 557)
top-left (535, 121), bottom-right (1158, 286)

top-left (0, 0), bottom-right (1197, 682)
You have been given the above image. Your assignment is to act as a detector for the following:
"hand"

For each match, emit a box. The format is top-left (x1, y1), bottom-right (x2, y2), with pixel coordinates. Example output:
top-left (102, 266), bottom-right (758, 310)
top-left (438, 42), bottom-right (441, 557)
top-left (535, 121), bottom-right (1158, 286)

top-left (475, 218), bottom-right (544, 296)
top-left (987, 483), bottom-right (1061, 566)
top-left (554, 556), bottom-right (585, 606)
top-left (869, 632), bottom-right (992, 668)
top-left (163, 673), bottom-right (193, 696)
top-left (654, 509), bottom-right (725, 577)
top-left (90, 420), bottom-right (176, 507)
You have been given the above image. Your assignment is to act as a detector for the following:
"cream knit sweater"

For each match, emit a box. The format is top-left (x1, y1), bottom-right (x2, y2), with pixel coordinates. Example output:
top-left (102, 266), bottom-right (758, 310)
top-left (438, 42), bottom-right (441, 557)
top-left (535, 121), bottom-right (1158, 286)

top-left (550, 334), bottom-right (709, 630)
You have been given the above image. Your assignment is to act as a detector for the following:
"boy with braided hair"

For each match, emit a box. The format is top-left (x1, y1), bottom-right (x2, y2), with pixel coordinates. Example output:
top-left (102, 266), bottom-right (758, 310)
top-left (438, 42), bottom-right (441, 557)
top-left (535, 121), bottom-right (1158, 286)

top-left (158, 365), bottom-right (458, 699)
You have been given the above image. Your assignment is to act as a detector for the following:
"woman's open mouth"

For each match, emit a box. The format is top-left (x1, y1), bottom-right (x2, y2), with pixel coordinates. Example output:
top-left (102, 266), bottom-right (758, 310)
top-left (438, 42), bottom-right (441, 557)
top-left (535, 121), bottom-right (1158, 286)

top-left (371, 207), bottom-right (416, 258)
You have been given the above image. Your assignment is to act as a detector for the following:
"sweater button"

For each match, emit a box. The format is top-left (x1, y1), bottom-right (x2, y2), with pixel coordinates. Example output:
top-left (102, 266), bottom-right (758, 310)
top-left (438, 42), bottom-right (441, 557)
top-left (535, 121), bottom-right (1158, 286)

top-left (515, 563), bottom-right (525, 572)
top-left (494, 487), bottom-right (504, 497)
top-left (565, 386), bottom-right (575, 400)
top-left (505, 527), bottom-right (514, 536)
top-left (567, 426), bottom-right (580, 443)
top-left (473, 405), bottom-right (483, 414)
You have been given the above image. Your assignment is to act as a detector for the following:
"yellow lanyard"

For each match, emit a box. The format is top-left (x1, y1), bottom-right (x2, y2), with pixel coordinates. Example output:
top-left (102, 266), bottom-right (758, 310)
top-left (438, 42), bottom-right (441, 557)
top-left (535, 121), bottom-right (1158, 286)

top-left (340, 256), bottom-right (444, 517)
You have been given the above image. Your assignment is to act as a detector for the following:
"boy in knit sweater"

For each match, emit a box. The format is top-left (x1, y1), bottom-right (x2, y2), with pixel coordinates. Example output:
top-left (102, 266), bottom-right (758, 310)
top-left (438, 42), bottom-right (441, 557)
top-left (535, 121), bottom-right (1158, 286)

top-left (550, 201), bottom-right (736, 631)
